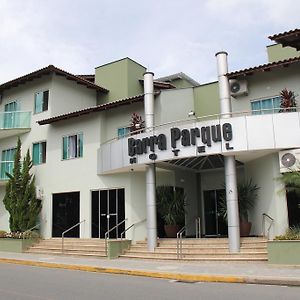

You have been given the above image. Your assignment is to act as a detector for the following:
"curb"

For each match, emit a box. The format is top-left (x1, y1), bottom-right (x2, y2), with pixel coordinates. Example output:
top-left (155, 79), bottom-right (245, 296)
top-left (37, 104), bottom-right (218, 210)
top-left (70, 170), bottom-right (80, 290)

top-left (0, 258), bottom-right (299, 286)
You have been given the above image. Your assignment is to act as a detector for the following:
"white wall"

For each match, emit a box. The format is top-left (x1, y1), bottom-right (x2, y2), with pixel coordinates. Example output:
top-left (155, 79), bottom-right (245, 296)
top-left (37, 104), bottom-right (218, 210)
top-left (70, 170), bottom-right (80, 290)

top-left (245, 153), bottom-right (288, 238)
top-left (231, 63), bottom-right (300, 113)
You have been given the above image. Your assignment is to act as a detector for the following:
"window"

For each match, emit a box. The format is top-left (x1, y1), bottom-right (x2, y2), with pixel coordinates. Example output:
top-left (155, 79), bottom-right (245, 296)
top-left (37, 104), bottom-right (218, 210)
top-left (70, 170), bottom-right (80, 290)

top-left (62, 133), bottom-right (83, 160)
top-left (1, 148), bottom-right (16, 179)
top-left (117, 127), bottom-right (130, 138)
top-left (34, 90), bottom-right (49, 113)
top-left (4, 101), bottom-right (20, 128)
top-left (251, 96), bottom-right (281, 115)
top-left (33, 141), bottom-right (46, 165)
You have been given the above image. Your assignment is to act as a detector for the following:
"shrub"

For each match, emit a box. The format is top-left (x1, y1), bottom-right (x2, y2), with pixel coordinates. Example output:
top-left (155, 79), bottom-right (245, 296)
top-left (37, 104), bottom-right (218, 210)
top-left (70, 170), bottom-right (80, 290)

top-left (275, 226), bottom-right (300, 240)
top-left (0, 230), bottom-right (7, 238)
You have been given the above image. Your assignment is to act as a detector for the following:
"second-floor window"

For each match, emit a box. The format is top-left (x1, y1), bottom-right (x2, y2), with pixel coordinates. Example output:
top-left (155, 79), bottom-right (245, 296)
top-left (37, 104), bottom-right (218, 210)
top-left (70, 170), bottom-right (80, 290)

top-left (251, 96), bottom-right (281, 115)
top-left (62, 133), bottom-right (83, 160)
top-left (32, 141), bottom-right (46, 165)
top-left (118, 127), bottom-right (130, 138)
top-left (35, 90), bottom-right (49, 113)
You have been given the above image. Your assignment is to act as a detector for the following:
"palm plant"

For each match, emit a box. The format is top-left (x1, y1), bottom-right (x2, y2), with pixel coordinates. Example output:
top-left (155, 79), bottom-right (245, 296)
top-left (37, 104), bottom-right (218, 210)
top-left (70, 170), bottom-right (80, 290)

top-left (219, 179), bottom-right (259, 223)
top-left (280, 171), bottom-right (300, 195)
top-left (156, 186), bottom-right (186, 225)
top-left (279, 88), bottom-right (297, 112)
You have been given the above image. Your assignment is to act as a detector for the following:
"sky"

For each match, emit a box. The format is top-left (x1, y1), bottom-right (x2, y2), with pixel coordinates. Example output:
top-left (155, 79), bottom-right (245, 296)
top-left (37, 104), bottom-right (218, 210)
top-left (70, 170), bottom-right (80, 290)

top-left (0, 0), bottom-right (300, 85)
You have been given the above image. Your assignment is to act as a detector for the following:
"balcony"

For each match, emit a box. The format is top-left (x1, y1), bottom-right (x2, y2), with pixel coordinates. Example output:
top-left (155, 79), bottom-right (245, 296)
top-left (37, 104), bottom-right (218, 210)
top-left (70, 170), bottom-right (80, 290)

top-left (0, 161), bottom-right (14, 186)
top-left (0, 111), bottom-right (31, 140)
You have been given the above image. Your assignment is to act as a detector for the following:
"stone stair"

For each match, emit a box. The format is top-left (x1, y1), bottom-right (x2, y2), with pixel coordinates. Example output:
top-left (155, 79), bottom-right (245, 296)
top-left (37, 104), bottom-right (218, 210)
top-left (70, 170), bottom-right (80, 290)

top-left (26, 238), bottom-right (107, 257)
top-left (120, 237), bottom-right (268, 261)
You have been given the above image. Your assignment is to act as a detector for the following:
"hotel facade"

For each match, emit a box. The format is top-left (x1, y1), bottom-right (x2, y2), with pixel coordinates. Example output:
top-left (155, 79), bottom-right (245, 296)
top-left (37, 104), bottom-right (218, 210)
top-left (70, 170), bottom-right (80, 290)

top-left (0, 29), bottom-right (300, 253)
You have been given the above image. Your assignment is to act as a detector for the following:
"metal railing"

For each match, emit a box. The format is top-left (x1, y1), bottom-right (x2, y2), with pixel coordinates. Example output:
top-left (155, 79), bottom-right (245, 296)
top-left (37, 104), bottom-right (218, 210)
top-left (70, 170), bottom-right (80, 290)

top-left (22, 219), bottom-right (46, 240)
top-left (177, 217), bottom-right (201, 259)
top-left (62, 219), bottom-right (86, 253)
top-left (0, 161), bottom-right (14, 180)
top-left (0, 111), bottom-right (31, 129)
top-left (262, 213), bottom-right (274, 240)
top-left (100, 107), bottom-right (300, 146)
top-left (104, 218), bottom-right (128, 256)
top-left (121, 219), bottom-right (147, 240)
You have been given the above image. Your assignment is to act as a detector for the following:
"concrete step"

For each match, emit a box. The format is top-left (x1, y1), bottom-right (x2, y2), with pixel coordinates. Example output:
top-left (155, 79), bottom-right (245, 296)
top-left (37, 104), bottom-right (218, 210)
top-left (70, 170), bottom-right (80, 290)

top-left (26, 248), bottom-right (106, 257)
top-left (120, 254), bottom-right (267, 261)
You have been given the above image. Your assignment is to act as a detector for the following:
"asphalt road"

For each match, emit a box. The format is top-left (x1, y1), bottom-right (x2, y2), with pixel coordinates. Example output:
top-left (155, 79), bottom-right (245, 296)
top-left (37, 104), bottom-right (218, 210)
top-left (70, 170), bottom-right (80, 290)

top-left (0, 263), bottom-right (299, 300)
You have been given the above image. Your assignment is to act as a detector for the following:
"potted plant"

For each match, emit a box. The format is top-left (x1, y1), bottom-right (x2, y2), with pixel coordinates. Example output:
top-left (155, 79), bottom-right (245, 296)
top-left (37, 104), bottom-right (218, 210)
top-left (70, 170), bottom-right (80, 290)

top-left (279, 88), bottom-right (297, 112)
top-left (156, 186), bottom-right (186, 238)
top-left (219, 179), bottom-right (259, 237)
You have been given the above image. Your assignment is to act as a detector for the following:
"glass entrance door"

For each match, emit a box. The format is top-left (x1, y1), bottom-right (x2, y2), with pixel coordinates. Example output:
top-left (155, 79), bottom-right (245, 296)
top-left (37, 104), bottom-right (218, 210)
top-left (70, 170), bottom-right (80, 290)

top-left (204, 189), bottom-right (227, 236)
top-left (91, 188), bottom-right (125, 238)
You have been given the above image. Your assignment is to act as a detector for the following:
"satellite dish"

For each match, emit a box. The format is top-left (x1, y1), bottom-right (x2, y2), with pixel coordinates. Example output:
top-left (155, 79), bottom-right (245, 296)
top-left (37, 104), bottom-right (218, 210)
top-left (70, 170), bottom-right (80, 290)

top-left (281, 153), bottom-right (296, 168)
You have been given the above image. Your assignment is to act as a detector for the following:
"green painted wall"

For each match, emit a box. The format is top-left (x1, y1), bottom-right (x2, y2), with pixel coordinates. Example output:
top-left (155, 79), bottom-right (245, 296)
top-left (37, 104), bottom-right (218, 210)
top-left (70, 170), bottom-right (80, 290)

top-left (268, 240), bottom-right (300, 265)
top-left (193, 82), bottom-right (220, 118)
top-left (267, 44), bottom-right (300, 63)
top-left (95, 58), bottom-right (145, 104)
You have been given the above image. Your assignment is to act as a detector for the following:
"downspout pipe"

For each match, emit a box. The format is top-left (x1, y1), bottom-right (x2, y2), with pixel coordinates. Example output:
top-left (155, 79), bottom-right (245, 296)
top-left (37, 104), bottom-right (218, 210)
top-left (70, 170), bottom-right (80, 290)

top-left (143, 71), bottom-right (157, 251)
top-left (215, 51), bottom-right (240, 253)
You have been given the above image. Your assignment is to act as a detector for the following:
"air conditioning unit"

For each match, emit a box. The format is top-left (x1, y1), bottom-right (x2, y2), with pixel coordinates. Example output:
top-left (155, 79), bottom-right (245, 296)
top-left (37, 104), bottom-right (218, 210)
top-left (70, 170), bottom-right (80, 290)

top-left (230, 79), bottom-right (248, 97)
top-left (279, 149), bottom-right (300, 173)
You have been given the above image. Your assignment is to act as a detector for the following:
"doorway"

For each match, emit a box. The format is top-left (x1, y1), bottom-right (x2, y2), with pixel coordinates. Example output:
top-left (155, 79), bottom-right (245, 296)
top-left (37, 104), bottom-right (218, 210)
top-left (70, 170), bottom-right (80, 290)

top-left (203, 189), bottom-right (228, 236)
top-left (52, 192), bottom-right (80, 237)
top-left (91, 188), bottom-right (125, 238)
top-left (286, 191), bottom-right (300, 227)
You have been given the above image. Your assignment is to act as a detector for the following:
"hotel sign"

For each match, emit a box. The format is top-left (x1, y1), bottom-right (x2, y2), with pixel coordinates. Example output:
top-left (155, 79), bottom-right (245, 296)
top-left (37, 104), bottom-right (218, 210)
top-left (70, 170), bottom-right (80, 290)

top-left (128, 123), bottom-right (233, 163)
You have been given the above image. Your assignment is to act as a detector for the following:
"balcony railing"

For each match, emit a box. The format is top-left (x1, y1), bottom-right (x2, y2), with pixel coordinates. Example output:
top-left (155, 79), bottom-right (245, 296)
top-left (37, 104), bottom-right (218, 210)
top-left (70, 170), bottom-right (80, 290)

top-left (0, 161), bottom-right (14, 180)
top-left (0, 111), bottom-right (31, 129)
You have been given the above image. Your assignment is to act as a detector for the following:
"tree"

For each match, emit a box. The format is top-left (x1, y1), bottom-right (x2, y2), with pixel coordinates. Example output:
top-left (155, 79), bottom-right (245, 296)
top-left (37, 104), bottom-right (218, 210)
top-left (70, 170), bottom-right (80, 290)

top-left (3, 138), bottom-right (42, 232)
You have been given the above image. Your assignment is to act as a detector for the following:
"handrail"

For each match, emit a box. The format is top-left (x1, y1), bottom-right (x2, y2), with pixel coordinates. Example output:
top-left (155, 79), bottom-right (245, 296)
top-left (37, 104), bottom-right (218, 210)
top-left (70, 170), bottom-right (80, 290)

top-left (177, 216), bottom-right (201, 259)
top-left (100, 107), bottom-right (300, 146)
top-left (105, 218), bottom-right (128, 256)
top-left (121, 219), bottom-right (147, 240)
top-left (22, 219), bottom-right (46, 240)
top-left (262, 213), bottom-right (274, 240)
top-left (195, 217), bottom-right (201, 238)
top-left (62, 219), bottom-right (86, 253)
top-left (176, 226), bottom-right (186, 259)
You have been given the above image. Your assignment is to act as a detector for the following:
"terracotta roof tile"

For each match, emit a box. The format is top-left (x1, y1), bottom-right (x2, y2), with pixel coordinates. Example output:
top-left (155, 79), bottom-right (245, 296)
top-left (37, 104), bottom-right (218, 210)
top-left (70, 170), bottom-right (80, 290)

top-left (0, 65), bottom-right (108, 93)
top-left (227, 56), bottom-right (300, 79)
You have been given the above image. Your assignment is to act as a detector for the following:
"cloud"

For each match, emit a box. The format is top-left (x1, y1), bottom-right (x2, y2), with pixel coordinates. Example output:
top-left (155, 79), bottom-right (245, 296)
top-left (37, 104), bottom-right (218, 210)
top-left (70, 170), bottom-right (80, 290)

top-left (0, 0), bottom-right (299, 84)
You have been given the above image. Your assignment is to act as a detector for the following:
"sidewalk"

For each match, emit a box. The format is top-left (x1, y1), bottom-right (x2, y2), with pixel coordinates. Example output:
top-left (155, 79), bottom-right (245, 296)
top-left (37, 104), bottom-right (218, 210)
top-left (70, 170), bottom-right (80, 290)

top-left (1, 251), bottom-right (300, 286)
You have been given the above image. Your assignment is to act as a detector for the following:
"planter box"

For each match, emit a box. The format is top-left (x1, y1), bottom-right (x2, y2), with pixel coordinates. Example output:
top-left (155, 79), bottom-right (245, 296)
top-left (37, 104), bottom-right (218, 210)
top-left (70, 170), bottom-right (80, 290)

top-left (268, 240), bottom-right (300, 265)
top-left (107, 239), bottom-right (132, 259)
top-left (0, 238), bottom-right (37, 253)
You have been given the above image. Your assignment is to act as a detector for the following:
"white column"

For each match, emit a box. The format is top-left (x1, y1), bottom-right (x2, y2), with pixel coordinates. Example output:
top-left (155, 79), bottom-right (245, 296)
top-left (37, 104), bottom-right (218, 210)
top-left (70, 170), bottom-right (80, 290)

top-left (216, 51), bottom-right (240, 252)
top-left (143, 71), bottom-right (157, 251)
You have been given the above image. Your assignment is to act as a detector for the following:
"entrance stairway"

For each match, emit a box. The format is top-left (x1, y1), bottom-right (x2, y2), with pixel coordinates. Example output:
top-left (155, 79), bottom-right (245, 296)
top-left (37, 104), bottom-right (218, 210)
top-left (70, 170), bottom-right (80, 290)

top-left (120, 237), bottom-right (268, 261)
top-left (26, 238), bottom-right (106, 257)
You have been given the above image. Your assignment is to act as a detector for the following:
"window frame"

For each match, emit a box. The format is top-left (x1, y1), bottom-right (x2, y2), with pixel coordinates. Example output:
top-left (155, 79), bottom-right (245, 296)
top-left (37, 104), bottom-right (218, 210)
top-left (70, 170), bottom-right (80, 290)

top-left (32, 141), bottom-right (47, 165)
top-left (34, 90), bottom-right (49, 114)
top-left (62, 132), bottom-right (83, 160)
top-left (117, 126), bottom-right (131, 139)
top-left (250, 95), bottom-right (281, 115)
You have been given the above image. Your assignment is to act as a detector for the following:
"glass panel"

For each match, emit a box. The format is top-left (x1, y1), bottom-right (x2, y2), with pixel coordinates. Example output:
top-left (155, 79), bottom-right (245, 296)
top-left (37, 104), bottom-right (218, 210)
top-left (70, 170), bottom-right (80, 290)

top-left (69, 135), bottom-right (77, 158)
top-left (261, 99), bottom-right (273, 114)
top-left (32, 143), bottom-right (40, 165)
top-left (251, 101), bottom-right (261, 115)
top-left (1, 148), bottom-right (16, 179)
top-left (273, 96), bottom-right (281, 113)
top-left (62, 137), bottom-right (68, 160)
top-left (35, 92), bottom-right (43, 113)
